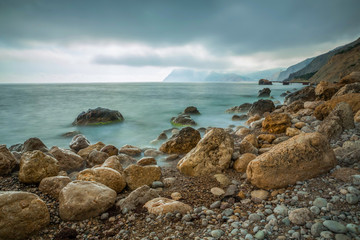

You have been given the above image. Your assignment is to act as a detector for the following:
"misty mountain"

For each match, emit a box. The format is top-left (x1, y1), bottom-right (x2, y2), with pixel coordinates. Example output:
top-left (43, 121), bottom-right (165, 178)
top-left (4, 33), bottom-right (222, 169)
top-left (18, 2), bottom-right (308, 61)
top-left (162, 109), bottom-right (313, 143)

top-left (276, 58), bottom-right (314, 81)
top-left (163, 69), bottom-right (251, 82)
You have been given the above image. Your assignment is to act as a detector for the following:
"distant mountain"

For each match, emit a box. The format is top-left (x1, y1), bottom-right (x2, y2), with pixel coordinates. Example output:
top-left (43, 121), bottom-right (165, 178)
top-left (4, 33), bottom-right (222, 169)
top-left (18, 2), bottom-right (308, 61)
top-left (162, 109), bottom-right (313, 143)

top-left (286, 37), bottom-right (360, 82)
top-left (243, 68), bottom-right (284, 81)
top-left (163, 69), bottom-right (251, 82)
top-left (277, 58), bottom-right (314, 81)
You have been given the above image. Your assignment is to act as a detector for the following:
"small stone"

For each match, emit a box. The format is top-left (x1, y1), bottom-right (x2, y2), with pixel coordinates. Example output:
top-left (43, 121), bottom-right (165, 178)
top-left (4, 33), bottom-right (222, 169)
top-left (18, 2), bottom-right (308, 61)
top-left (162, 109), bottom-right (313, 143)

top-left (274, 205), bottom-right (288, 216)
top-left (320, 231), bottom-right (334, 239)
top-left (222, 208), bottom-right (233, 217)
top-left (100, 212), bottom-right (109, 220)
top-left (345, 194), bottom-right (358, 204)
top-left (310, 206), bottom-right (320, 215)
top-left (288, 208), bottom-right (313, 225)
top-left (213, 174), bottom-right (231, 186)
top-left (211, 187), bottom-right (225, 196)
top-left (323, 220), bottom-right (347, 233)
top-left (250, 190), bottom-right (269, 201)
top-left (211, 229), bottom-right (224, 238)
top-left (346, 223), bottom-right (360, 234)
top-left (210, 201), bottom-right (221, 209)
top-left (249, 213), bottom-right (261, 222)
top-left (313, 197), bottom-right (328, 208)
top-left (335, 234), bottom-right (351, 240)
top-left (171, 192), bottom-right (182, 201)
top-left (152, 181), bottom-right (164, 188)
top-left (352, 175), bottom-right (360, 185)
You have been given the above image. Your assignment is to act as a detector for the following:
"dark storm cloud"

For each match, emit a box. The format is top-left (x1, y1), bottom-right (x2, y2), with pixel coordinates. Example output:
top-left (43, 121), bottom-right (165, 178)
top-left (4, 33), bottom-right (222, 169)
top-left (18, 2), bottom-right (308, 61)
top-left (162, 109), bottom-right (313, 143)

top-left (1, 0), bottom-right (360, 56)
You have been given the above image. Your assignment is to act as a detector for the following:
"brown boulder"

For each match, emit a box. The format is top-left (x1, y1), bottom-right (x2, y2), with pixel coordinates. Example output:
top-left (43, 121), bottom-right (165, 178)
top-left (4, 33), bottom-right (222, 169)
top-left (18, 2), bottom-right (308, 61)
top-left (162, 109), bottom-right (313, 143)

top-left (0, 145), bottom-right (17, 176)
top-left (245, 114), bottom-right (261, 125)
top-left (262, 113), bottom-right (291, 134)
top-left (239, 140), bottom-right (258, 155)
top-left (355, 110), bottom-right (360, 123)
top-left (124, 164), bottom-right (162, 190)
top-left (101, 156), bottom-right (123, 173)
top-left (21, 137), bottom-right (48, 153)
top-left (334, 82), bottom-right (360, 97)
top-left (49, 146), bottom-right (84, 172)
top-left (116, 185), bottom-right (160, 211)
top-left (144, 197), bottom-right (192, 215)
top-left (247, 132), bottom-right (336, 189)
top-left (233, 153), bottom-right (257, 173)
top-left (247, 99), bottom-right (275, 117)
top-left (77, 142), bottom-right (105, 160)
top-left (118, 145), bottom-right (142, 157)
top-left (159, 127), bottom-right (201, 154)
top-left (286, 127), bottom-right (302, 137)
top-left (100, 145), bottom-right (118, 156)
top-left (243, 134), bottom-right (259, 148)
top-left (257, 134), bottom-right (276, 144)
top-left (87, 150), bottom-right (109, 167)
top-left (39, 176), bottom-right (72, 199)
top-left (284, 86), bottom-right (316, 105)
top-left (315, 81), bottom-right (340, 100)
top-left (137, 157), bottom-right (157, 166)
top-left (338, 71), bottom-right (360, 85)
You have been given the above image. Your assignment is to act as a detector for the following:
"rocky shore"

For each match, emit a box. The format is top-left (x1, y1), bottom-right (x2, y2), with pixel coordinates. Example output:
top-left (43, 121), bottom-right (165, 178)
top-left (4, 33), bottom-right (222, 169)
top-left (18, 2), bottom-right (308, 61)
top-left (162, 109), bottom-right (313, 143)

top-left (1, 72), bottom-right (360, 240)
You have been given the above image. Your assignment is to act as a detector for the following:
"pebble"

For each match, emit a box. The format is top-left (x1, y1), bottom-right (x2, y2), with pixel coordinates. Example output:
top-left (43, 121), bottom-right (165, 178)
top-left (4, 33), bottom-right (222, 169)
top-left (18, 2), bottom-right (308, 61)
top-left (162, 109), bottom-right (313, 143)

top-left (310, 206), bottom-right (320, 215)
top-left (152, 181), bottom-right (164, 188)
top-left (313, 197), bottom-right (328, 208)
top-left (346, 194), bottom-right (359, 204)
top-left (335, 234), bottom-right (351, 240)
top-left (274, 205), bottom-right (288, 216)
top-left (210, 229), bottom-right (224, 238)
top-left (323, 220), bottom-right (347, 233)
top-left (254, 230), bottom-right (265, 239)
top-left (346, 223), bottom-right (360, 234)
top-left (211, 187), bottom-right (225, 196)
top-left (320, 231), bottom-right (334, 239)
top-left (249, 213), bottom-right (261, 222)
top-left (210, 201), bottom-right (221, 209)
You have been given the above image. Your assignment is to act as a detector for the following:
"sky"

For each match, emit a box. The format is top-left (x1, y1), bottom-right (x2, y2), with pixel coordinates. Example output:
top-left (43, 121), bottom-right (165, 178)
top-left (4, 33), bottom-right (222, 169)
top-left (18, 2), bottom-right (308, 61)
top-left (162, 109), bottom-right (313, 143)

top-left (0, 0), bottom-right (359, 83)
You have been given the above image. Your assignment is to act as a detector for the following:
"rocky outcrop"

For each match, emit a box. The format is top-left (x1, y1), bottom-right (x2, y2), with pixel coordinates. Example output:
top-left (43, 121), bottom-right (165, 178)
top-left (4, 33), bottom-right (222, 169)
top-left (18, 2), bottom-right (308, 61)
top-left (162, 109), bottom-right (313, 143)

top-left (72, 107), bottom-right (124, 125)
top-left (144, 197), bottom-right (192, 215)
top-left (77, 167), bottom-right (126, 193)
top-left (116, 185), bottom-right (160, 212)
top-left (171, 114), bottom-right (196, 126)
top-left (314, 81), bottom-right (340, 100)
top-left (262, 113), bottom-right (291, 134)
top-left (159, 127), bottom-right (201, 154)
top-left (59, 181), bottom-right (116, 221)
top-left (39, 176), bottom-right (72, 199)
top-left (233, 153), bottom-right (257, 173)
top-left (124, 164), bottom-right (162, 190)
top-left (247, 132), bottom-right (336, 189)
top-left (49, 146), bottom-right (84, 172)
top-left (118, 145), bottom-right (142, 157)
top-left (21, 137), bottom-right (48, 153)
top-left (19, 150), bottom-right (59, 183)
top-left (0, 191), bottom-right (50, 240)
top-left (258, 88), bottom-right (271, 98)
top-left (338, 71), bottom-right (360, 85)
top-left (258, 79), bottom-right (272, 85)
top-left (284, 86), bottom-right (316, 105)
top-left (183, 106), bottom-right (200, 115)
top-left (225, 103), bottom-right (252, 113)
top-left (334, 82), bottom-right (360, 97)
top-left (69, 134), bottom-right (90, 152)
top-left (0, 145), bottom-right (17, 176)
top-left (247, 99), bottom-right (275, 117)
top-left (177, 128), bottom-right (234, 176)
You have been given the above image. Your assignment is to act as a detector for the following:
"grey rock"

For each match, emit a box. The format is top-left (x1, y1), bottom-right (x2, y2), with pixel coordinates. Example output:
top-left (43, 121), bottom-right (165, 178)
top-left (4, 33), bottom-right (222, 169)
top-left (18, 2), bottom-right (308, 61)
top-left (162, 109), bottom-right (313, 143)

top-left (346, 194), bottom-right (359, 204)
top-left (249, 213), bottom-right (261, 222)
top-left (254, 230), bottom-right (265, 240)
top-left (335, 234), bottom-right (351, 240)
top-left (210, 229), bottom-right (224, 238)
top-left (323, 220), bottom-right (347, 233)
top-left (116, 185), bottom-right (160, 211)
top-left (346, 223), bottom-right (360, 234)
top-left (320, 231), bottom-right (334, 239)
top-left (152, 181), bottom-right (164, 188)
top-left (313, 197), bottom-right (328, 208)
top-left (310, 206), bottom-right (320, 215)
top-left (274, 205), bottom-right (288, 216)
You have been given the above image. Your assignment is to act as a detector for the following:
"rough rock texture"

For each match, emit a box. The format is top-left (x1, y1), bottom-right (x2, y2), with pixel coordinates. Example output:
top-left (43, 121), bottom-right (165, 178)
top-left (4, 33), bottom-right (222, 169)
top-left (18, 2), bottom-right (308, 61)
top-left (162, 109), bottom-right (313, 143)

top-left (338, 71), bottom-right (360, 85)
top-left (284, 100), bottom-right (305, 114)
top-left (118, 145), bottom-right (142, 157)
top-left (183, 106), bottom-right (200, 115)
top-left (258, 79), bottom-right (272, 85)
top-left (315, 81), bottom-right (339, 100)
top-left (284, 86), bottom-right (316, 105)
top-left (331, 168), bottom-right (360, 182)
top-left (77, 142), bottom-right (106, 160)
top-left (72, 107), bottom-right (124, 125)
top-left (137, 157), bottom-right (157, 166)
top-left (243, 134), bottom-right (259, 148)
top-left (355, 110), bottom-right (360, 123)
top-left (101, 156), bottom-right (123, 173)
top-left (334, 82), bottom-right (360, 97)
top-left (0, 145), bottom-right (17, 175)
top-left (171, 114), bottom-right (196, 126)
top-left (116, 185), bottom-right (160, 211)
top-left (289, 208), bottom-right (313, 225)
top-left (19, 150), bottom-right (59, 183)
top-left (258, 88), bottom-right (271, 98)
top-left (100, 145), bottom-right (118, 156)
top-left (257, 134), bottom-right (276, 144)
top-left (314, 93), bottom-right (360, 120)
top-left (247, 132), bottom-right (337, 189)
top-left (124, 164), bottom-right (162, 190)
top-left (117, 154), bottom-right (137, 168)
top-left (225, 103), bottom-right (253, 113)
top-left (21, 137), bottom-right (48, 153)
top-left (87, 150), bottom-right (109, 167)
top-left (144, 197), bottom-right (192, 215)
top-left (286, 127), bottom-right (302, 137)
top-left (239, 140), bottom-right (258, 155)
top-left (262, 113), bottom-right (291, 134)
top-left (159, 127), bottom-right (201, 154)
top-left (233, 153), bottom-right (257, 173)
top-left (0, 191), bottom-right (50, 240)
top-left (39, 176), bottom-right (72, 199)
top-left (177, 128), bottom-right (234, 176)
top-left (69, 134), bottom-right (90, 152)
top-left (77, 167), bottom-right (126, 193)
top-left (59, 181), bottom-right (117, 221)
top-left (49, 146), bottom-right (84, 172)
top-left (247, 99), bottom-right (275, 117)
top-left (251, 190), bottom-right (269, 201)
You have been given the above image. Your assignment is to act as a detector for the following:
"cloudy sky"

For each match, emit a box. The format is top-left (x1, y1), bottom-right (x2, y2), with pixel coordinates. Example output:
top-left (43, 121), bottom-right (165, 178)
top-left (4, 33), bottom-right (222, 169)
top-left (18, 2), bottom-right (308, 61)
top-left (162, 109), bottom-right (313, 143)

top-left (0, 0), bottom-right (359, 83)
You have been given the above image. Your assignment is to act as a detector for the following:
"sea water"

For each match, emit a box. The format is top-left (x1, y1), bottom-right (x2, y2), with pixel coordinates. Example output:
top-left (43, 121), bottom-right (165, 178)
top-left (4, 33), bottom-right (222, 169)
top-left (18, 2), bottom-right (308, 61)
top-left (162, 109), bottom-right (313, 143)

top-left (0, 82), bottom-right (300, 149)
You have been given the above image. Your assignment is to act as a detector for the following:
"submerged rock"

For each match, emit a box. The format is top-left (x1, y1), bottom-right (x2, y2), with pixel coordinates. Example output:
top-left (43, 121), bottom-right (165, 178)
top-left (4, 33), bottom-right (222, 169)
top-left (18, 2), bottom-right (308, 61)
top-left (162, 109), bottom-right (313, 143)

top-left (226, 103), bottom-right (252, 113)
top-left (118, 145), bottom-right (142, 157)
top-left (183, 106), bottom-right (200, 115)
top-left (258, 79), bottom-right (272, 85)
top-left (247, 99), bottom-right (275, 117)
top-left (171, 114), bottom-right (196, 126)
top-left (284, 86), bottom-right (315, 105)
top-left (159, 127), bottom-right (201, 154)
top-left (72, 107), bottom-right (124, 125)
top-left (258, 88), bottom-right (271, 98)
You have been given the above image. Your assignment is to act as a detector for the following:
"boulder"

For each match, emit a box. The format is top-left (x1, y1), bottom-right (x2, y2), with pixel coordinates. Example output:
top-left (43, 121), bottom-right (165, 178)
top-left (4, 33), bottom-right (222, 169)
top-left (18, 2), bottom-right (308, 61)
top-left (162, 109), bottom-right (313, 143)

top-left (69, 134), bottom-right (90, 152)
top-left (315, 81), bottom-right (339, 100)
top-left (257, 134), bottom-right (276, 144)
top-left (177, 128), bottom-right (234, 176)
top-left (39, 176), bottom-right (72, 199)
top-left (156, 132), bottom-right (168, 140)
top-left (144, 197), bottom-right (192, 215)
top-left (245, 114), bottom-right (261, 125)
top-left (101, 156), bottom-right (123, 172)
top-left (100, 145), bottom-right (118, 156)
top-left (338, 71), bottom-right (360, 85)
top-left (247, 132), bottom-right (336, 189)
top-left (183, 106), bottom-right (200, 115)
top-left (9, 143), bottom-right (23, 152)
top-left (258, 88), bottom-right (271, 98)
top-left (239, 140), bottom-right (258, 155)
top-left (0, 191), bottom-right (50, 240)
top-left (243, 134), bottom-right (259, 148)
top-left (284, 86), bottom-right (316, 105)
top-left (233, 153), bottom-right (257, 173)
top-left (19, 150), bottom-right (59, 183)
top-left (304, 101), bottom-right (324, 110)
top-left (258, 79), bottom-right (272, 85)
top-left (124, 164), bottom-right (162, 190)
top-left (314, 93), bottom-right (360, 120)
top-left (72, 107), bottom-right (124, 125)
top-left (226, 103), bottom-right (253, 113)
top-left (247, 99), bottom-right (275, 117)
top-left (77, 167), bottom-right (126, 193)
top-left (262, 113), bottom-right (291, 134)
top-left (117, 154), bottom-right (137, 168)
top-left (284, 100), bottom-right (304, 113)
top-left (118, 144), bottom-right (142, 157)
top-left (116, 185), bottom-right (160, 211)
top-left (59, 181), bottom-right (116, 221)
top-left (159, 127), bottom-right (201, 154)
top-left (0, 145), bottom-right (17, 176)
top-left (286, 127), bottom-right (302, 137)
top-left (21, 137), bottom-right (48, 153)
top-left (49, 146), bottom-right (84, 172)
top-left (87, 150), bottom-right (109, 167)
top-left (289, 208), bottom-right (313, 225)
top-left (137, 157), bottom-right (157, 166)
top-left (235, 127), bottom-right (252, 137)
top-left (77, 142), bottom-right (106, 160)
top-left (334, 82), bottom-right (360, 97)
top-left (355, 110), bottom-right (360, 123)
top-left (232, 114), bottom-right (248, 121)
top-left (144, 149), bottom-right (163, 157)
top-left (171, 114), bottom-right (196, 126)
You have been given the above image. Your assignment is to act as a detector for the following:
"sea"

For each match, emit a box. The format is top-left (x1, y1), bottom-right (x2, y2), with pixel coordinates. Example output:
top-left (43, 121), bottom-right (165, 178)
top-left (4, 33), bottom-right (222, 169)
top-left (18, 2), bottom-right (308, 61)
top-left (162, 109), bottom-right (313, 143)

top-left (0, 82), bottom-right (300, 150)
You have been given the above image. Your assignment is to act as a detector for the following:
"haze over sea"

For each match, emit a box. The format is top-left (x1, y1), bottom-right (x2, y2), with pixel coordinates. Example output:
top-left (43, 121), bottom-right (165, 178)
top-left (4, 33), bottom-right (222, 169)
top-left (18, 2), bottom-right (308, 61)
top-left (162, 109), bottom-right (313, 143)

top-left (0, 82), bottom-right (299, 149)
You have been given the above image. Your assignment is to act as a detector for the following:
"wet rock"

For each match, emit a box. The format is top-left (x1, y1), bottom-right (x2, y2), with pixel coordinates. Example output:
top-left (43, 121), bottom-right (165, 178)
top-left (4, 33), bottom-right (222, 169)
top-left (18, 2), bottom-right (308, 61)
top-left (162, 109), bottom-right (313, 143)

top-left (262, 113), bottom-right (291, 134)
top-left (39, 176), bottom-right (72, 199)
top-left (69, 134), bottom-right (90, 152)
top-left (226, 103), bottom-right (253, 113)
top-left (288, 208), bottom-right (313, 225)
top-left (160, 127), bottom-right (201, 154)
top-left (157, 132), bottom-right (168, 140)
top-left (61, 130), bottom-right (81, 138)
top-left (183, 106), bottom-right (200, 115)
top-left (171, 114), bottom-right (196, 126)
top-left (284, 86), bottom-right (315, 105)
top-left (233, 153), bottom-right (257, 173)
top-left (21, 137), bottom-right (48, 153)
top-left (247, 99), bottom-right (275, 117)
top-left (144, 197), bottom-right (192, 215)
top-left (124, 164), bottom-right (162, 190)
top-left (258, 88), bottom-right (271, 98)
top-left (232, 114), bottom-right (248, 121)
top-left (144, 149), bottom-right (163, 157)
top-left (0, 145), bottom-right (17, 176)
top-left (100, 145), bottom-right (119, 156)
top-left (116, 185), bottom-right (160, 211)
top-left (72, 107), bottom-right (124, 125)
top-left (9, 143), bottom-right (23, 152)
top-left (49, 146), bottom-right (84, 172)
top-left (119, 144), bottom-right (142, 157)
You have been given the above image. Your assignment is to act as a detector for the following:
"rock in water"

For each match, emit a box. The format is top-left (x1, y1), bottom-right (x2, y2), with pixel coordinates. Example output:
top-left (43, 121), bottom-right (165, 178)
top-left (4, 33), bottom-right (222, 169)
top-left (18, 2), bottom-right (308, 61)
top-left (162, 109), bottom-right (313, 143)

top-left (0, 145), bottom-right (17, 176)
top-left (177, 128), bottom-right (234, 176)
top-left (258, 79), bottom-right (272, 85)
top-left (59, 181), bottom-right (116, 221)
top-left (171, 114), bottom-right (196, 126)
top-left (247, 99), bottom-right (275, 117)
top-left (69, 134), bottom-right (90, 152)
top-left (284, 86), bottom-right (315, 105)
top-left (144, 197), bottom-right (192, 215)
top-left (72, 107), bottom-right (124, 125)
top-left (19, 150), bottom-right (59, 183)
top-left (124, 164), bottom-right (162, 190)
top-left (49, 146), bottom-right (84, 172)
top-left (258, 88), bottom-right (271, 98)
top-left (160, 127), bottom-right (201, 154)
top-left (0, 191), bottom-right (50, 240)
top-left (262, 113), bottom-right (291, 134)
top-left (226, 103), bottom-right (253, 113)
top-left (247, 132), bottom-right (336, 189)
top-left (183, 106), bottom-right (200, 114)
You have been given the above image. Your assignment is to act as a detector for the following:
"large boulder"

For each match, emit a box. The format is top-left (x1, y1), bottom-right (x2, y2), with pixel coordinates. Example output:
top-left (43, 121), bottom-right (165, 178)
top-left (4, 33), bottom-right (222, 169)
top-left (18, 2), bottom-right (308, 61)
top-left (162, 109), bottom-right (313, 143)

top-left (118, 145), bottom-right (142, 157)
top-left (226, 103), bottom-right (252, 113)
top-left (183, 106), bottom-right (200, 115)
top-left (258, 79), bottom-right (272, 85)
top-left (59, 181), bottom-right (117, 221)
top-left (101, 156), bottom-right (123, 173)
top-left (69, 134), bottom-right (90, 152)
top-left (0, 145), bottom-right (17, 176)
top-left (124, 164), bottom-right (162, 190)
top-left (247, 99), bottom-right (275, 117)
top-left (0, 191), bottom-right (50, 240)
top-left (258, 88), bottom-right (271, 98)
top-left (100, 145), bottom-right (118, 156)
top-left (334, 82), bottom-right (360, 97)
top-left (77, 142), bottom-right (106, 160)
top-left (171, 114), bottom-right (196, 126)
top-left (247, 132), bottom-right (336, 189)
top-left (314, 93), bottom-right (360, 120)
top-left (39, 176), bottom-right (72, 199)
top-left (21, 137), bottom-right (48, 153)
top-left (159, 127), bottom-right (201, 154)
top-left (315, 81), bottom-right (339, 100)
top-left (177, 128), bottom-right (234, 176)
top-left (116, 185), bottom-right (160, 211)
top-left (86, 150), bottom-right (109, 167)
top-left (284, 86), bottom-right (316, 105)
top-left (72, 107), bottom-right (124, 125)
top-left (144, 197), bottom-right (192, 215)
top-left (19, 150), bottom-right (59, 183)
top-left (77, 167), bottom-right (126, 193)
top-left (262, 113), bottom-right (291, 134)
top-left (233, 153), bottom-right (257, 173)
top-left (49, 146), bottom-right (84, 172)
